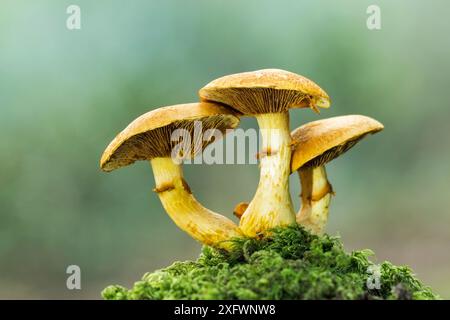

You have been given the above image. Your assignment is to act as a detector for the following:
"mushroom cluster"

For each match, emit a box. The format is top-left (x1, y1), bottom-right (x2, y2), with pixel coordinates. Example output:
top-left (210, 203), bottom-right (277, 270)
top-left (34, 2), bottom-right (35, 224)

top-left (100, 69), bottom-right (384, 251)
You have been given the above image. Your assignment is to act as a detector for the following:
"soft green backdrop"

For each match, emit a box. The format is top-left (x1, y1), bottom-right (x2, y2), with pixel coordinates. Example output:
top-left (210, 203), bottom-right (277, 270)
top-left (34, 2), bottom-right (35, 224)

top-left (1, 0), bottom-right (450, 299)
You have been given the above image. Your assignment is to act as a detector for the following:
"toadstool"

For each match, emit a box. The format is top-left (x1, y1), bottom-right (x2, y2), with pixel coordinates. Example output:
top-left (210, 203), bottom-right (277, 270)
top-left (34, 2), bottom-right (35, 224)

top-left (199, 69), bottom-right (330, 237)
top-left (291, 115), bottom-right (384, 234)
top-left (233, 202), bottom-right (249, 219)
top-left (100, 102), bottom-right (243, 250)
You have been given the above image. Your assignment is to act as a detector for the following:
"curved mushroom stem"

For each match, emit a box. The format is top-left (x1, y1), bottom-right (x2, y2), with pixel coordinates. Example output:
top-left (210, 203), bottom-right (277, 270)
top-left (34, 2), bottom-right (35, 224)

top-left (239, 113), bottom-right (296, 236)
top-left (296, 166), bottom-right (333, 234)
top-left (150, 157), bottom-right (242, 250)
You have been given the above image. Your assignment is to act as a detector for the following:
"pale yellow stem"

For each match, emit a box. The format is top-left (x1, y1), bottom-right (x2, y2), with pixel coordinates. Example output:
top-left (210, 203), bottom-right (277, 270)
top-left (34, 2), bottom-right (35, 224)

top-left (297, 166), bottom-right (333, 234)
top-left (239, 113), bottom-right (295, 236)
top-left (150, 157), bottom-right (242, 250)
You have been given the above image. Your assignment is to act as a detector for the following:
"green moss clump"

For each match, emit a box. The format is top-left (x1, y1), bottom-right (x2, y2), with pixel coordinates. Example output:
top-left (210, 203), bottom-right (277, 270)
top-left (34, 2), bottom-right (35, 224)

top-left (102, 225), bottom-right (438, 300)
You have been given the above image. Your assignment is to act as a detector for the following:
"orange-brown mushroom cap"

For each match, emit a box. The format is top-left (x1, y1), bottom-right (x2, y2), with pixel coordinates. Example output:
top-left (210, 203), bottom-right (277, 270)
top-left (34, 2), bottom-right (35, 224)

top-left (233, 202), bottom-right (249, 219)
top-left (290, 115), bottom-right (384, 173)
top-left (199, 69), bottom-right (330, 115)
top-left (100, 102), bottom-right (239, 172)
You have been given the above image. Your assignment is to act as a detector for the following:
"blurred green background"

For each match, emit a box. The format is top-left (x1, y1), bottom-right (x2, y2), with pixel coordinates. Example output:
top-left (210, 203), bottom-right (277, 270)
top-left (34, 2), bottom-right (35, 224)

top-left (1, 0), bottom-right (450, 299)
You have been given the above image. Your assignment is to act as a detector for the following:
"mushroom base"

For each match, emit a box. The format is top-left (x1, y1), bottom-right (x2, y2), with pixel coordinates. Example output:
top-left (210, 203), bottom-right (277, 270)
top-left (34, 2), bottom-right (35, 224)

top-left (297, 166), bottom-right (333, 234)
top-left (150, 157), bottom-right (242, 250)
top-left (103, 225), bottom-right (438, 300)
top-left (239, 113), bottom-right (295, 237)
